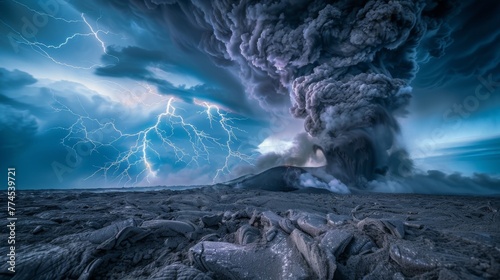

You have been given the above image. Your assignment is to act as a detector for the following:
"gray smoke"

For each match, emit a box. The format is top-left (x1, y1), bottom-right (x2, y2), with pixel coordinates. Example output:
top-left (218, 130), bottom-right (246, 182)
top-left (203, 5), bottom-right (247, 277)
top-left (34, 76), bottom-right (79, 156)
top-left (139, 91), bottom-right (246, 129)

top-left (233, 132), bottom-right (323, 176)
top-left (146, 0), bottom-right (462, 185)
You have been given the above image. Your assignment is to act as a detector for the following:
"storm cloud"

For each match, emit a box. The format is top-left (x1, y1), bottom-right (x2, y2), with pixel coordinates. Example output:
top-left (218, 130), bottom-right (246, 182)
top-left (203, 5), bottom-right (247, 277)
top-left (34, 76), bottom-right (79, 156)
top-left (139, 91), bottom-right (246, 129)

top-left (138, 0), bottom-right (464, 185)
top-left (0, 67), bottom-right (37, 89)
top-left (1, 0), bottom-right (497, 193)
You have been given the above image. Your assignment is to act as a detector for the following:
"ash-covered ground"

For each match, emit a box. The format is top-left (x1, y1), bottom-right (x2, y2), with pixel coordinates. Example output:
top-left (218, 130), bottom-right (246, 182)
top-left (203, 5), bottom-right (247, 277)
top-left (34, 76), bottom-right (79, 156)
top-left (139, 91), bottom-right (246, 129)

top-left (1, 182), bottom-right (499, 279)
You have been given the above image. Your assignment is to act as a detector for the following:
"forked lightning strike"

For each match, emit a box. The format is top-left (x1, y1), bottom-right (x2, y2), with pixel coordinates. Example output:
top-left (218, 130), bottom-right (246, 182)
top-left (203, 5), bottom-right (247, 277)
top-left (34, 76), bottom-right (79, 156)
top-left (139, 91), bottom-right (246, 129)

top-left (3, 1), bottom-right (114, 69)
top-left (7, 2), bottom-right (252, 185)
top-left (55, 95), bottom-right (251, 185)
top-left (198, 101), bottom-right (253, 181)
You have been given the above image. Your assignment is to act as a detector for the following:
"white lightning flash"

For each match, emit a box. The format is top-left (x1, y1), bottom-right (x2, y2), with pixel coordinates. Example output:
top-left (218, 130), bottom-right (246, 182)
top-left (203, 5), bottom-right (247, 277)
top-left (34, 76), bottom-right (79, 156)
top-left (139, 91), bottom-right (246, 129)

top-left (2, 3), bottom-right (115, 69)
top-left (11, 0), bottom-right (82, 23)
top-left (197, 101), bottom-right (253, 181)
top-left (54, 92), bottom-right (252, 186)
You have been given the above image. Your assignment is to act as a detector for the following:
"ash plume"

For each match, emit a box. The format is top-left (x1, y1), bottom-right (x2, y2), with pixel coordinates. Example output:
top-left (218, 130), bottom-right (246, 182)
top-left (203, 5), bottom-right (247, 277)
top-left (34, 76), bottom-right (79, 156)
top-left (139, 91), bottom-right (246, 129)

top-left (144, 0), bottom-right (463, 185)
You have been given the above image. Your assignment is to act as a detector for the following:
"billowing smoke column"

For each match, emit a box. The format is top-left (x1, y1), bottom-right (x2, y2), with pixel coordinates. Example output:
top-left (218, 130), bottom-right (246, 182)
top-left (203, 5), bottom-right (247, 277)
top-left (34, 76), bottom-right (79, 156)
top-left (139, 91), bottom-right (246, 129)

top-left (163, 0), bottom-right (461, 185)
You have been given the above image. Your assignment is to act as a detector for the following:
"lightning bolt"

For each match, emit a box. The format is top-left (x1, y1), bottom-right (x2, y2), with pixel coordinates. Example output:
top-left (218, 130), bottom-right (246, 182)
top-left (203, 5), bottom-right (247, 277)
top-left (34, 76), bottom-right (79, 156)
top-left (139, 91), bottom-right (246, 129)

top-left (8, 1), bottom-right (253, 186)
top-left (81, 13), bottom-right (110, 55)
top-left (92, 97), bottom-right (220, 185)
top-left (51, 93), bottom-right (119, 158)
top-left (53, 90), bottom-right (252, 186)
top-left (11, 0), bottom-right (82, 23)
top-left (2, 2), bottom-right (116, 69)
top-left (197, 101), bottom-right (253, 181)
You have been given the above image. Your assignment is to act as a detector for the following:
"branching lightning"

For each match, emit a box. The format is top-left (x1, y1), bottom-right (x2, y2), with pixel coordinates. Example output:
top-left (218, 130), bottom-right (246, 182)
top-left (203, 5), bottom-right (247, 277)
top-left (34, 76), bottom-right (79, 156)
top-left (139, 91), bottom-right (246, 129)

top-left (197, 101), bottom-right (253, 181)
top-left (11, 0), bottom-right (82, 23)
top-left (81, 13), bottom-right (110, 55)
top-left (51, 93), bottom-right (120, 158)
top-left (2, 1), bottom-right (116, 69)
top-left (7, 1), bottom-right (253, 186)
top-left (53, 91), bottom-right (252, 186)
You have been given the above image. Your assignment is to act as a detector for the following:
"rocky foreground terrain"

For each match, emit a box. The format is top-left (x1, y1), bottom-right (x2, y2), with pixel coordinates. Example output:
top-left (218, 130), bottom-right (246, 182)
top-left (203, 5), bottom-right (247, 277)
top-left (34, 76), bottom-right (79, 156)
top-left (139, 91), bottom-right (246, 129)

top-left (1, 186), bottom-right (499, 279)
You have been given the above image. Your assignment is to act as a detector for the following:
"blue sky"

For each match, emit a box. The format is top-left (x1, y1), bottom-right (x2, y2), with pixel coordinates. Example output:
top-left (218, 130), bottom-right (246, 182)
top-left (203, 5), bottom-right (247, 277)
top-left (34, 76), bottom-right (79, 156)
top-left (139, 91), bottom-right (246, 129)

top-left (0, 0), bottom-right (498, 189)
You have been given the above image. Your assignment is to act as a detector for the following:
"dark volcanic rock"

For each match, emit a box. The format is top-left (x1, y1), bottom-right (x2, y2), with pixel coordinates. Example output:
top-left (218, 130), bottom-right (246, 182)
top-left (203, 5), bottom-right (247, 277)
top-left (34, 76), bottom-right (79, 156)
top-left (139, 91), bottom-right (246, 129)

top-left (0, 187), bottom-right (499, 279)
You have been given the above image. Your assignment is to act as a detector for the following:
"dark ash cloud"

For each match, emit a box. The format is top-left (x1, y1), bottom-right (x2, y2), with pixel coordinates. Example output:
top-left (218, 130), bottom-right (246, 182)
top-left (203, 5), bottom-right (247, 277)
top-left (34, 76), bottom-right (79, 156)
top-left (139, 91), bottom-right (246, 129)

top-left (2, 0), bottom-right (495, 194)
top-left (147, 0), bottom-right (464, 186)
top-left (88, 0), bottom-right (492, 193)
